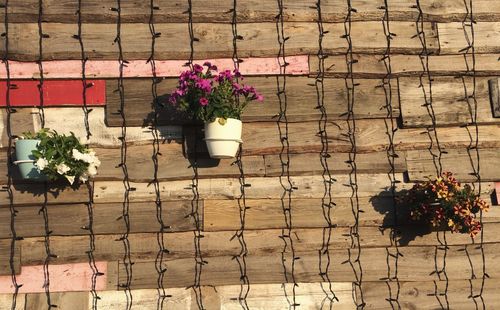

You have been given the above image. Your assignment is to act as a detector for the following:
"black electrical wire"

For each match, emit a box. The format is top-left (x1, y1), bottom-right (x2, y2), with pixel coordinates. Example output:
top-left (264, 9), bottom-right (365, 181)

top-left (186, 1), bottom-right (206, 309)
top-left (114, 1), bottom-right (134, 308)
top-left (229, 1), bottom-right (251, 309)
top-left (275, 1), bottom-right (300, 309)
top-left (147, 2), bottom-right (173, 309)
top-left (3, 3), bottom-right (23, 309)
top-left (414, 1), bottom-right (449, 307)
top-left (459, 1), bottom-right (487, 308)
top-left (314, 1), bottom-right (339, 309)
top-left (380, 2), bottom-right (403, 309)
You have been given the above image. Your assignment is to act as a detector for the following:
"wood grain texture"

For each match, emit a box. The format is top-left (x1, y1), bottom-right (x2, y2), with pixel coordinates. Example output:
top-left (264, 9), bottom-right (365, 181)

top-left (1, 0), bottom-right (498, 23)
top-left (0, 283), bottom-right (354, 310)
top-left (0, 56), bottom-right (309, 79)
top-left (115, 243), bottom-right (500, 288)
top-left (309, 54), bottom-right (500, 77)
top-left (439, 22), bottom-right (500, 54)
top-left (5, 109), bottom-right (500, 153)
top-left (0, 22), bottom-right (437, 61)
top-left (0, 201), bottom-right (196, 239)
top-left (406, 148), bottom-right (500, 182)
top-left (90, 175), bottom-right (495, 204)
top-left (0, 147), bottom-right (402, 183)
top-left (105, 77), bottom-right (400, 127)
top-left (0, 262), bottom-right (107, 293)
top-left (362, 279), bottom-right (500, 310)
top-left (0, 239), bottom-right (20, 275)
top-left (18, 221), bottom-right (500, 268)
top-left (399, 76), bottom-right (499, 127)
top-left (490, 78), bottom-right (500, 117)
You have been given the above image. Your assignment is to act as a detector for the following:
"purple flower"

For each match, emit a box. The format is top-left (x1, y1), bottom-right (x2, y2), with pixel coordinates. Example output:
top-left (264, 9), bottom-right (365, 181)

top-left (195, 78), bottom-right (212, 93)
top-left (255, 94), bottom-right (264, 102)
top-left (193, 64), bottom-right (203, 73)
top-left (199, 97), bottom-right (209, 106)
top-left (203, 61), bottom-right (212, 68)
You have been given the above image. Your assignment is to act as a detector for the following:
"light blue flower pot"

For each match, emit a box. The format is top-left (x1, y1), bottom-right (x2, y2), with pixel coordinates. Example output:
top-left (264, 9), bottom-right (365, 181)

top-left (14, 139), bottom-right (47, 181)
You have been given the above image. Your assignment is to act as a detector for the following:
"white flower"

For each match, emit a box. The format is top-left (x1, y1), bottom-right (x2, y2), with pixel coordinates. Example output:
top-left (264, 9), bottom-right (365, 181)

top-left (87, 164), bottom-right (98, 177)
top-left (79, 172), bottom-right (89, 182)
top-left (73, 148), bottom-right (100, 166)
top-left (56, 163), bottom-right (70, 175)
top-left (34, 158), bottom-right (49, 171)
top-left (72, 149), bottom-right (85, 161)
top-left (65, 175), bottom-right (75, 185)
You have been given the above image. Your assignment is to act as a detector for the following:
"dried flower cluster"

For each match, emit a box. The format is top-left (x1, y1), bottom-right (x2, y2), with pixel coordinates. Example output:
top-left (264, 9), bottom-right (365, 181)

top-left (399, 172), bottom-right (489, 237)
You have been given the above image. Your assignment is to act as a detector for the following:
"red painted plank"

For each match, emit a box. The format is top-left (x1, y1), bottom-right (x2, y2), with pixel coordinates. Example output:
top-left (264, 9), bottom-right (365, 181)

top-left (0, 262), bottom-right (107, 293)
top-left (0, 80), bottom-right (106, 107)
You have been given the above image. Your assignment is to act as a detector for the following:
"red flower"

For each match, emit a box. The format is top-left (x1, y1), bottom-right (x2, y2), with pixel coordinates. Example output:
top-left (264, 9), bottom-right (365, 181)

top-left (199, 97), bottom-right (209, 106)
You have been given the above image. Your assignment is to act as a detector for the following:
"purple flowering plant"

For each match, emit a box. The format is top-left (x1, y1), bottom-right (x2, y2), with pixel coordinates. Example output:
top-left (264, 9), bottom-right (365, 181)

top-left (169, 62), bottom-right (263, 122)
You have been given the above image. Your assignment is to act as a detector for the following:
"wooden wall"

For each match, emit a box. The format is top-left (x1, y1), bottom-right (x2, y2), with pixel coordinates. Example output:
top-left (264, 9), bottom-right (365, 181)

top-left (1, 0), bottom-right (500, 309)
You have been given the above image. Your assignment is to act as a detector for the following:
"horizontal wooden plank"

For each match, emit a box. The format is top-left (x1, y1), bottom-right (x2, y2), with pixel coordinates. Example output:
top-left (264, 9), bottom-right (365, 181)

top-left (490, 78), bottom-right (500, 117)
top-left (18, 221), bottom-right (500, 267)
top-left (2, 174), bottom-right (494, 207)
top-left (90, 174), bottom-right (495, 203)
top-left (1, 148), bottom-right (400, 184)
top-left (362, 279), bottom-right (499, 309)
top-left (439, 22), bottom-right (500, 54)
top-left (0, 80), bottom-right (105, 107)
top-left (0, 108), bottom-right (183, 149)
top-left (5, 108), bottom-right (500, 154)
top-left (117, 243), bottom-right (500, 288)
top-left (204, 196), bottom-right (499, 231)
top-left (105, 77), bottom-right (400, 126)
top-left (406, 148), bottom-right (500, 182)
top-left (0, 201), bottom-right (196, 238)
top-left (0, 57), bottom-right (309, 79)
top-left (264, 152), bottom-right (407, 177)
top-left (0, 262), bottom-right (107, 294)
top-left (400, 76), bottom-right (498, 127)
top-left (1, 0), bottom-right (498, 23)
top-left (309, 54), bottom-right (500, 78)
top-left (0, 239), bottom-right (20, 275)
top-left (0, 283), bottom-right (354, 310)
top-left (0, 22), bottom-right (437, 61)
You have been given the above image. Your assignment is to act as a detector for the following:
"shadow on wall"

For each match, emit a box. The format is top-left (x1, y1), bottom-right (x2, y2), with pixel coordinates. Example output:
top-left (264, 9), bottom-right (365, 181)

top-left (370, 189), bottom-right (441, 246)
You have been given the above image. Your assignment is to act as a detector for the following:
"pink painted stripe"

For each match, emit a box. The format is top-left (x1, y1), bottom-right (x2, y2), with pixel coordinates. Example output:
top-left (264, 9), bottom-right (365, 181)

top-left (0, 56), bottom-right (309, 79)
top-left (0, 262), bottom-right (107, 293)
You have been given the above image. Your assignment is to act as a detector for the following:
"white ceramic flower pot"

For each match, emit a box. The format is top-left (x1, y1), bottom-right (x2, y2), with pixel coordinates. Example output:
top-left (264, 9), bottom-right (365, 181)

top-left (204, 118), bottom-right (242, 159)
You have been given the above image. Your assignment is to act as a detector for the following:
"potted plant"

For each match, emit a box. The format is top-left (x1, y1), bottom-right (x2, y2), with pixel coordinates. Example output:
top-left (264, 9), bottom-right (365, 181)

top-left (14, 129), bottom-right (100, 184)
top-left (398, 172), bottom-right (489, 237)
top-left (169, 62), bottom-right (263, 159)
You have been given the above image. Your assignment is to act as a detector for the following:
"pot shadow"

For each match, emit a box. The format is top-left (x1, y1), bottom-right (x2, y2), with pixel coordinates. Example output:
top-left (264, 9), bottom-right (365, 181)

top-left (182, 125), bottom-right (221, 168)
top-left (370, 189), bottom-right (438, 246)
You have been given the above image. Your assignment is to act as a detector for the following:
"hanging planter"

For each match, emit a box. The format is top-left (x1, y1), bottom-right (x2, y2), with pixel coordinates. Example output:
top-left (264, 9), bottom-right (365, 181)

top-left (14, 139), bottom-right (46, 180)
top-left (168, 62), bottom-right (263, 159)
top-left (204, 117), bottom-right (242, 159)
top-left (14, 129), bottom-right (100, 184)
top-left (397, 172), bottom-right (489, 237)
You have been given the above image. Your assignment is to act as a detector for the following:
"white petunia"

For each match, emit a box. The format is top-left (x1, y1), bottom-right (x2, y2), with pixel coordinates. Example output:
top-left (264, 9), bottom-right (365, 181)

top-left (65, 175), bottom-right (75, 185)
top-left (56, 163), bottom-right (70, 175)
top-left (72, 149), bottom-right (85, 161)
top-left (34, 158), bottom-right (49, 171)
top-left (87, 164), bottom-right (98, 176)
top-left (79, 172), bottom-right (89, 182)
